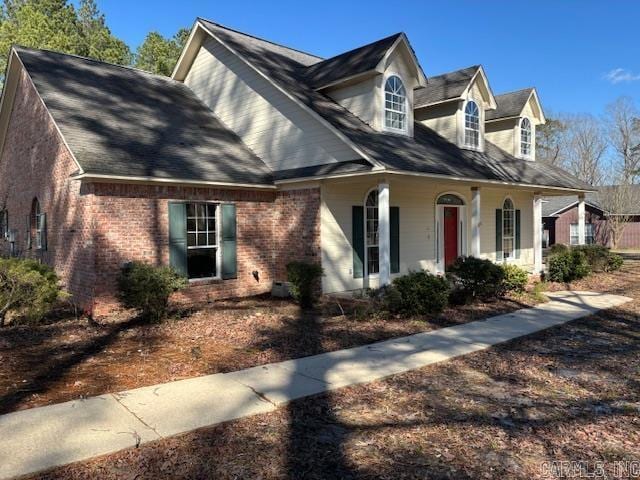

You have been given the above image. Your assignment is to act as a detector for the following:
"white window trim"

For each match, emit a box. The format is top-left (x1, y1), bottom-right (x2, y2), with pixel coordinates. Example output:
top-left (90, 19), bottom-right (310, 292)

top-left (364, 187), bottom-right (380, 280)
top-left (381, 73), bottom-right (409, 135)
top-left (519, 117), bottom-right (533, 159)
top-left (435, 192), bottom-right (468, 274)
top-left (570, 223), bottom-right (594, 245)
top-left (502, 196), bottom-right (516, 262)
top-left (185, 201), bottom-right (222, 282)
top-left (461, 99), bottom-right (484, 151)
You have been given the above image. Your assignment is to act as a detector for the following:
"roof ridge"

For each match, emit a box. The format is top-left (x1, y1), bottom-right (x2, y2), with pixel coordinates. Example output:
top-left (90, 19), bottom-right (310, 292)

top-left (197, 17), bottom-right (324, 61)
top-left (12, 44), bottom-right (181, 84)
top-left (495, 87), bottom-right (534, 97)
top-left (303, 32), bottom-right (404, 71)
top-left (428, 64), bottom-right (480, 80)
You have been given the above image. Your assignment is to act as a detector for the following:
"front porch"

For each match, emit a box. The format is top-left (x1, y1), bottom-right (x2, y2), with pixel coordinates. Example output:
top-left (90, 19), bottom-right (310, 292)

top-left (319, 174), bottom-right (589, 293)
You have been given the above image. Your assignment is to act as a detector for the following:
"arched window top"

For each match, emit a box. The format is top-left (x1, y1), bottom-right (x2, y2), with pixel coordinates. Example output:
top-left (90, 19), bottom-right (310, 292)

top-left (437, 193), bottom-right (465, 206)
top-left (31, 198), bottom-right (40, 216)
top-left (365, 189), bottom-right (378, 207)
top-left (520, 117), bottom-right (532, 157)
top-left (503, 197), bottom-right (514, 211)
top-left (384, 75), bottom-right (407, 132)
top-left (464, 100), bottom-right (481, 148)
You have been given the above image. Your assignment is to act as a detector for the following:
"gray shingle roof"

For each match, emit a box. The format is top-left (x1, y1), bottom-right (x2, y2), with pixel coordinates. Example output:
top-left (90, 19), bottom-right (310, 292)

top-left (541, 194), bottom-right (600, 216)
top-left (15, 46), bottom-right (274, 185)
top-left (486, 88), bottom-right (533, 121)
top-left (199, 19), bottom-right (591, 190)
top-left (303, 33), bottom-right (403, 89)
top-left (413, 65), bottom-right (479, 108)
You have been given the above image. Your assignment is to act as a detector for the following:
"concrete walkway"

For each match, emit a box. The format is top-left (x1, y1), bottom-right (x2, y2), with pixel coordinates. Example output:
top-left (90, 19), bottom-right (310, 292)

top-left (0, 291), bottom-right (631, 479)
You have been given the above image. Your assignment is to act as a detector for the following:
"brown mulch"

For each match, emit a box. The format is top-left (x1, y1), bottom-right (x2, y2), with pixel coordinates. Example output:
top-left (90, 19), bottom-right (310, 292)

top-left (0, 289), bottom-right (537, 414)
top-left (30, 261), bottom-right (640, 480)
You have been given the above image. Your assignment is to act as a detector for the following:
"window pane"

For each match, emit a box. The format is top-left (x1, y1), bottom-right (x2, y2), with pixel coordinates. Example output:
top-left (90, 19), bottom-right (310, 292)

top-left (367, 246), bottom-right (379, 274)
top-left (207, 204), bottom-right (217, 217)
top-left (208, 232), bottom-right (217, 246)
top-left (187, 218), bottom-right (196, 231)
top-left (188, 233), bottom-right (196, 246)
top-left (207, 219), bottom-right (216, 232)
top-left (197, 233), bottom-right (207, 246)
top-left (186, 204), bottom-right (196, 217)
top-left (187, 248), bottom-right (217, 279)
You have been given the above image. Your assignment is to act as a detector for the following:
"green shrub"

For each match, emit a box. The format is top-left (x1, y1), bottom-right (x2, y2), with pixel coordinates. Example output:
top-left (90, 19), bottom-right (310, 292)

top-left (606, 252), bottom-right (623, 271)
top-left (500, 264), bottom-right (529, 294)
top-left (549, 243), bottom-right (569, 255)
top-left (547, 249), bottom-right (591, 282)
top-left (447, 256), bottom-right (505, 303)
top-left (574, 245), bottom-right (610, 272)
top-left (118, 262), bottom-right (188, 321)
top-left (382, 270), bottom-right (449, 316)
top-left (0, 258), bottom-right (67, 326)
top-left (286, 261), bottom-right (323, 309)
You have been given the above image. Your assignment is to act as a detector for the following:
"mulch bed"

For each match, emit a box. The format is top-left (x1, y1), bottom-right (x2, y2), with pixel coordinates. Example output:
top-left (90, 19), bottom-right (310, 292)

top-left (30, 261), bottom-right (640, 480)
top-left (0, 289), bottom-right (538, 414)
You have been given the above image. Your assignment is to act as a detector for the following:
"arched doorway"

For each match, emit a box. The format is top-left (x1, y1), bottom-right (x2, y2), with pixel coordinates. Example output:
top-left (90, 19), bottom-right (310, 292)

top-left (436, 193), bottom-right (466, 272)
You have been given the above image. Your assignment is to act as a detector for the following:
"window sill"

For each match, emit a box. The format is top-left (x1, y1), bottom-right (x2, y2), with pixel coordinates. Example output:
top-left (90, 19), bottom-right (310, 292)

top-left (188, 277), bottom-right (222, 286)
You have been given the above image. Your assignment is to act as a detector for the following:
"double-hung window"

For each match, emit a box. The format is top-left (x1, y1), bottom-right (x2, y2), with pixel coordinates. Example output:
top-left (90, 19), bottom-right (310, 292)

top-left (365, 190), bottom-right (379, 275)
top-left (502, 198), bottom-right (515, 260)
top-left (570, 223), bottom-right (594, 245)
top-left (464, 100), bottom-right (480, 148)
top-left (186, 203), bottom-right (219, 279)
top-left (520, 117), bottom-right (532, 157)
top-left (384, 75), bottom-right (407, 132)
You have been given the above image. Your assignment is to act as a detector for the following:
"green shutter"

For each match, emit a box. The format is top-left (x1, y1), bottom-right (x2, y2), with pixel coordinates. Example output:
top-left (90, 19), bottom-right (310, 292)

top-left (495, 209), bottom-right (503, 262)
top-left (352, 206), bottom-right (364, 278)
top-left (26, 214), bottom-right (31, 250)
top-left (221, 204), bottom-right (237, 280)
top-left (168, 202), bottom-right (187, 277)
top-left (390, 206), bottom-right (400, 274)
top-left (515, 209), bottom-right (521, 259)
top-left (39, 213), bottom-right (47, 251)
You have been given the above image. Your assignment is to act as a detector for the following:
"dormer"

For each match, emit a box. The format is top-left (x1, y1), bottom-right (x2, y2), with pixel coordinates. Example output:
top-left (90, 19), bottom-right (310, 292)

top-left (414, 66), bottom-right (496, 152)
top-left (485, 88), bottom-right (546, 160)
top-left (307, 33), bottom-right (427, 137)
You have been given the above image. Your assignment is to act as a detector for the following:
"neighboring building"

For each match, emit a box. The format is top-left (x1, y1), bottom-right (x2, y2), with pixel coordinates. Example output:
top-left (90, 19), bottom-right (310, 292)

top-left (542, 190), bottom-right (640, 249)
top-left (0, 18), bottom-right (593, 315)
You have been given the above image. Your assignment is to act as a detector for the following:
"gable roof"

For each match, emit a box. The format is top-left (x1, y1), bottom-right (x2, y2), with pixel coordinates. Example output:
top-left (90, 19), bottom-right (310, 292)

top-left (486, 88), bottom-right (545, 123)
top-left (543, 186), bottom-right (640, 216)
top-left (414, 65), bottom-right (479, 108)
top-left (304, 33), bottom-right (400, 88)
top-left (193, 19), bottom-right (589, 191)
top-left (12, 46), bottom-right (274, 186)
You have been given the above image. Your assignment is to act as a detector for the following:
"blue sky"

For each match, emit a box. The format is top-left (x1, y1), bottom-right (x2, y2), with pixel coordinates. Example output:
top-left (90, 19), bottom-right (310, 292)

top-left (95, 0), bottom-right (639, 117)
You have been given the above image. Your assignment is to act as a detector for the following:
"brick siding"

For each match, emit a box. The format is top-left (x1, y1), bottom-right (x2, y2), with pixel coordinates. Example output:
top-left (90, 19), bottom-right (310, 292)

top-left (0, 65), bottom-right (322, 317)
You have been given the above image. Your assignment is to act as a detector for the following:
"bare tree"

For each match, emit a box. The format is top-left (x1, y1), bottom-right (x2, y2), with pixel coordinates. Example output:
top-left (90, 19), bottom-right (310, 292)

top-left (604, 97), bottom-right (640, 183)
top-left (562, 114), bottom-right (607, 185)
top-left (596, 178), bottom-right (640, 248)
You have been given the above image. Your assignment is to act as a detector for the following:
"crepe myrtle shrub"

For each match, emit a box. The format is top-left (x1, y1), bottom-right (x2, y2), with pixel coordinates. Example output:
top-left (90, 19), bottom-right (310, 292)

top-left (286, 261), bottom-right (323, 309)
top-left (0, 258), bottom-right (68, 326)
top-left (117, 262), bottom-right (188, 322)
top-left (447, 256), bottom-right (505, 304)
top-left (500, 264), bottom-right (529, 294)
top-left (374, 270), bottom-right (450, 317)
top-left (547, 249), bottom-right (591, 283)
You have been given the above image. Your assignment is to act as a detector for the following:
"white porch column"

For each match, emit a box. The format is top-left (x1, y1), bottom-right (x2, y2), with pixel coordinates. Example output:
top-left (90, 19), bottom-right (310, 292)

top-left (471, 187), bottom-right (481, 257)
top-left (577, 193), bottom-right (586, 245)
top-left (378, 182), bottom-right (391, 286)
top-left (533, 194), bottom-right (543, 273)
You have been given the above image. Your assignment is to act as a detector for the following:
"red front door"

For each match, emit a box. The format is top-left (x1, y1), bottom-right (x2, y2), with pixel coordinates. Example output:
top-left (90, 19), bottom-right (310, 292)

top-left (444, 207), bottom-right (459, 268)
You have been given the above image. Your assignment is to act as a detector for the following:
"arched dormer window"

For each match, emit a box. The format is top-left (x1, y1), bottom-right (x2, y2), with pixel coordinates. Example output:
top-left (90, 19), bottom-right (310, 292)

top-left (384, 75), bottom-right (407, 132)
top-left (365, 189), bottom-right (379, 275)
top-left (520, 117), bottom-right (532, 157)
top-left (502, 197), bottom-right (515, 260)
top-left (464, 100), bottom-right (480, 148)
